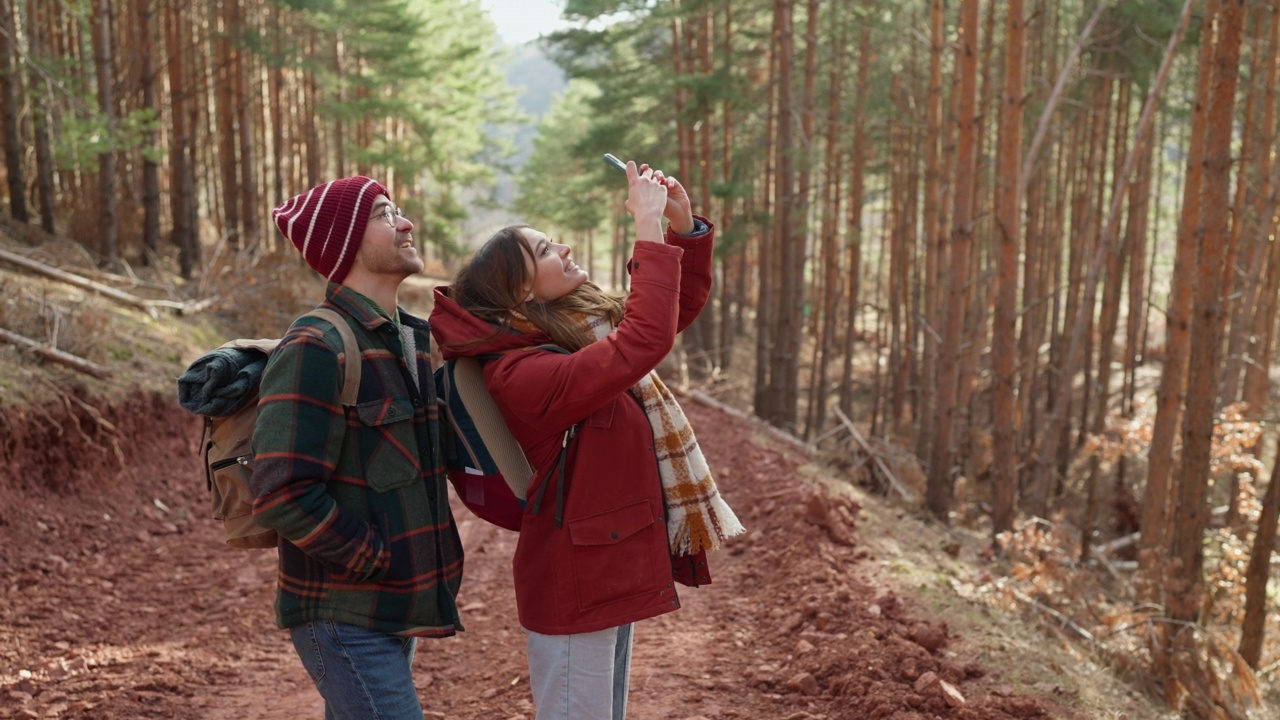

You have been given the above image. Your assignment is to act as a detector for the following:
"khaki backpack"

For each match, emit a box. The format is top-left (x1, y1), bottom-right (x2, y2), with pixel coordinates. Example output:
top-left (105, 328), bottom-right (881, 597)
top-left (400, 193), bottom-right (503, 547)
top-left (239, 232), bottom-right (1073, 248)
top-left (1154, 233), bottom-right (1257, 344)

top-left (198, 308), bottom-right (360, 548)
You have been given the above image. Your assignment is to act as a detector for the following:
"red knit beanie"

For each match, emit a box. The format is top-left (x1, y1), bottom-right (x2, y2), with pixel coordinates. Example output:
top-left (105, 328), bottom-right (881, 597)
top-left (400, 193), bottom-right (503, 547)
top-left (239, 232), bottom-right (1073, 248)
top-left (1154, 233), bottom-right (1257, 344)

top-left (272, 176), bottom-right (388, 283)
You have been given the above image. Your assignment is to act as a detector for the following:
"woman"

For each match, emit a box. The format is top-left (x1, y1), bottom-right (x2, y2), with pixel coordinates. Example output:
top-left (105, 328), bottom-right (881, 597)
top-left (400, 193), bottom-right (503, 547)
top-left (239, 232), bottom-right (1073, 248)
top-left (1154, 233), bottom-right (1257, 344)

top-left (429, 161), bottom-right (744, 719)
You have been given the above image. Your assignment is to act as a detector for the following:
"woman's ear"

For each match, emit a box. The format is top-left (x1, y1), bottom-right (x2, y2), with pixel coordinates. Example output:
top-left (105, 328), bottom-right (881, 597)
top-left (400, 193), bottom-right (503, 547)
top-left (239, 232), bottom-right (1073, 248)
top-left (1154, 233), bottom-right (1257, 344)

top-left (525, 291), bottom-right (535, 303)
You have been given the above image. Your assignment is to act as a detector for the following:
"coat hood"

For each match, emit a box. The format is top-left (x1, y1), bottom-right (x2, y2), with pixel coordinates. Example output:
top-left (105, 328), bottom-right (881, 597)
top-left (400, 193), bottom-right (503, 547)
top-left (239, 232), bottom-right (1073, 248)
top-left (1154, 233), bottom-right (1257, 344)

top-left (429, 285), bottom-right (550, 359)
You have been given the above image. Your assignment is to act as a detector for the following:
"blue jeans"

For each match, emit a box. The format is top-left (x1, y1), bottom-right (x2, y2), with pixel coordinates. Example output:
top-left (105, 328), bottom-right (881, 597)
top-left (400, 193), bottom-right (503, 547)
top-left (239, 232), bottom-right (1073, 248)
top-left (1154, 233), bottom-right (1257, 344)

top-left (525, 623), bottom-right (634, 720)
top-left (290, 620), bottom-right (423, 720)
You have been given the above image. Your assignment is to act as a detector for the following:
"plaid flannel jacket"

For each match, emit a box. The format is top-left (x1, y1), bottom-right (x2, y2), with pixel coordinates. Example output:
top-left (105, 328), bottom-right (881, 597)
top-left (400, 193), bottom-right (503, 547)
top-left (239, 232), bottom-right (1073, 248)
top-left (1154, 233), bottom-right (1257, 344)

top-left (250, 283), bottom-right (463, 637)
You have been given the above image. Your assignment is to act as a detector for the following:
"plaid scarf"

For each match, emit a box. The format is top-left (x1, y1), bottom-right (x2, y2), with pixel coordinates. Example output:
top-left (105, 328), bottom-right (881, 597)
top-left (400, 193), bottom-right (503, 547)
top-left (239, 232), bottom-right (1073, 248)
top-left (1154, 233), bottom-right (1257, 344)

top-left (578, 314), bottom-right (745, 555)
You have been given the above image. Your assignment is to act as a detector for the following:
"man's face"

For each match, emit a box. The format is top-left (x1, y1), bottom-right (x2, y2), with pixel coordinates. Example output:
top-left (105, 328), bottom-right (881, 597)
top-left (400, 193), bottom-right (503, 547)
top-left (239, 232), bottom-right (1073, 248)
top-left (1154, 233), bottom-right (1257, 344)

top-left (356, 194), bottom-right (423, 278)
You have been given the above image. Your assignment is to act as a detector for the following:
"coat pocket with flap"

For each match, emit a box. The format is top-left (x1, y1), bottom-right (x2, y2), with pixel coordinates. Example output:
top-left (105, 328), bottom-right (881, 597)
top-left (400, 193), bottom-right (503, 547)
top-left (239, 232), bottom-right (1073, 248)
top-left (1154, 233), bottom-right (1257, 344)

top-left (355, 397), bottom-right (421, 492)
top-left (568, 501), bottom-right (660, 610)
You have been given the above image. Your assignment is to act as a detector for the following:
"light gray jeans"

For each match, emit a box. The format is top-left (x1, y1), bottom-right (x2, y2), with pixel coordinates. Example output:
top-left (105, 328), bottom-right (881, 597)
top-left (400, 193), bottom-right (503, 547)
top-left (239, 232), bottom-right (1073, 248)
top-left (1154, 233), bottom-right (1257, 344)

top-left (524, 623), bottom-right (634, 720)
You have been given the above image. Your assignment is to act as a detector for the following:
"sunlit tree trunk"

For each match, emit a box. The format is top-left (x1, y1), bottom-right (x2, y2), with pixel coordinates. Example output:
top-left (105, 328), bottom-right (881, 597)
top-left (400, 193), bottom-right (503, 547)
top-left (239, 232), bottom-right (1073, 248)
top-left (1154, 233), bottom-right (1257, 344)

top-left (1168, 0), bottom-right (1244, 635)
top-left (1140, 0), bottom-right (1219, 597)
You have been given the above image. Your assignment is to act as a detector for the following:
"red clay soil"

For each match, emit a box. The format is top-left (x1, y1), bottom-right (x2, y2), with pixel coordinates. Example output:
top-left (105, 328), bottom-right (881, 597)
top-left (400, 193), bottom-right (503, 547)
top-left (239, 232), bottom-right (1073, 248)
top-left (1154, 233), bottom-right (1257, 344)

top-left (0, 390), bottom-right (1064, 719)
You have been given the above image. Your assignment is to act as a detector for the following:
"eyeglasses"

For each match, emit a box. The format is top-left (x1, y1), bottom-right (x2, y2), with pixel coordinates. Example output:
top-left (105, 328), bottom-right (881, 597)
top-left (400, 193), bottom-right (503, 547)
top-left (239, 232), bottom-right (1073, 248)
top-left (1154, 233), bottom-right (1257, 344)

top-left (369, 204), bottom-right (407, 228)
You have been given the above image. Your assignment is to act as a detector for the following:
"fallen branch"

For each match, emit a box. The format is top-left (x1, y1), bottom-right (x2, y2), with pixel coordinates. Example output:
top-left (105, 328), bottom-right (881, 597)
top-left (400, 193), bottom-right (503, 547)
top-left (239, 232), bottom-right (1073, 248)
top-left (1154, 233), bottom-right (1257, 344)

top-left (0, 247), bottom-right (210, 316)
top-left (0, 326), bottom-right (113, 378)
top-left (1006, 584), bottom-right (1095, 643)
top-left (1098, 531), bottom-right (1140, 555)
top-left (833, 406), bottom-right (916, 503)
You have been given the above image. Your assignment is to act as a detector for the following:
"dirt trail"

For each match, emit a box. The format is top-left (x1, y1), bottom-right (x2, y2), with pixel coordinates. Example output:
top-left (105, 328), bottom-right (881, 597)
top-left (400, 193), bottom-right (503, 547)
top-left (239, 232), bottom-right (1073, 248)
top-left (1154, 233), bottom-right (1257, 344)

top-left (1, 395), bottom-right (1070, 720)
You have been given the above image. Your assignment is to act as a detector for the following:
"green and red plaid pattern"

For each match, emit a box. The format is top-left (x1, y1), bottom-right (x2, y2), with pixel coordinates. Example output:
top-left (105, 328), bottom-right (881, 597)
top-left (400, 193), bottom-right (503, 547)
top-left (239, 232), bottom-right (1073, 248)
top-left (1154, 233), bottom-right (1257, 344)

top-left (251, 283), bottom-right (464, 637)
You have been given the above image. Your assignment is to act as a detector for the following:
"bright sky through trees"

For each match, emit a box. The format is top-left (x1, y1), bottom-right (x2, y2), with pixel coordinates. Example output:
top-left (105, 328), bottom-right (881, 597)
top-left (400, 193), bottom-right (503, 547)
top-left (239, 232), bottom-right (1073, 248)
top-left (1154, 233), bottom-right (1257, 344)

top-left (479, 0), bottom-right (568, 45)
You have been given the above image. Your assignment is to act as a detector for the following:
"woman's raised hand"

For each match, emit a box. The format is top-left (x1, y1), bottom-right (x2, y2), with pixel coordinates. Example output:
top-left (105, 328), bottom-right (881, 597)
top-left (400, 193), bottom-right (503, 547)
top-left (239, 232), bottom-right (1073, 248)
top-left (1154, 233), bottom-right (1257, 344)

top-left (640, 164), bottom-right (694, 236)
top-left (625, 161), bottom-right (668, 244)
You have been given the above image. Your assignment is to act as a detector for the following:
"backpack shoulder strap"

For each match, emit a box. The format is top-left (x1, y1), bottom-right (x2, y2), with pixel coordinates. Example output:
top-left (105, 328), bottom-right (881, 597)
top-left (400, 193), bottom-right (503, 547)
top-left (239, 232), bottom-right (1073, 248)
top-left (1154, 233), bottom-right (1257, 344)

top-left (451, 356), bottom-right (535, 495)
top-left (302, 307), bottom-right (362, 406)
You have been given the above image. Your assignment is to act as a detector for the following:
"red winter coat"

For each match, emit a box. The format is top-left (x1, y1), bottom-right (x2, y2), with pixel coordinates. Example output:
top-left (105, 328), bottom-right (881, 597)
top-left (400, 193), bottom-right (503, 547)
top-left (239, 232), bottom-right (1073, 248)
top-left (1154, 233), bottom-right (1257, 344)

top-left (429, 219), bottom-right (715, 635)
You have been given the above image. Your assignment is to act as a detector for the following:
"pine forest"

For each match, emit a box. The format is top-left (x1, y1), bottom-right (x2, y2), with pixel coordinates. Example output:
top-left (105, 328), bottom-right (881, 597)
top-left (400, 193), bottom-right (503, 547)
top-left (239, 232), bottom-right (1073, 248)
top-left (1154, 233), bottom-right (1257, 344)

top-left (0, 0), bottom-right (1278, 717)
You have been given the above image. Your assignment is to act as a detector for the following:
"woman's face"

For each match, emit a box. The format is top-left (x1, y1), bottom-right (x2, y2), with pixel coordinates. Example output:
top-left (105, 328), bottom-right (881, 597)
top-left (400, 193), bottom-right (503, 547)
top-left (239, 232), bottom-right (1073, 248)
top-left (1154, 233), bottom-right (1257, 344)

top-left (521, 228), bottom-right (588, 302)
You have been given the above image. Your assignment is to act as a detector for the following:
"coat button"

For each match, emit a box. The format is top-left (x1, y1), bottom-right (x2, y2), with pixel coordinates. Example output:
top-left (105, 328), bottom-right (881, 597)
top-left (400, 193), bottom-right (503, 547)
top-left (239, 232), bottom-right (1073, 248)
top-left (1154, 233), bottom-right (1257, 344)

top-left (610, 531), bottom-right (619, 539)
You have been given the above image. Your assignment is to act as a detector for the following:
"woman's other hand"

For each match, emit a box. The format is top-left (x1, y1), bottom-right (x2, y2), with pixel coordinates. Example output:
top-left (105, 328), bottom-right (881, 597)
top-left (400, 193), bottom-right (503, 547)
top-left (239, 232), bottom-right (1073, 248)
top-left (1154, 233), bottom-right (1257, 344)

top-left (625, 161), bottom-right (668, 243)
top-left (640, 164), bottom-right (694, 235)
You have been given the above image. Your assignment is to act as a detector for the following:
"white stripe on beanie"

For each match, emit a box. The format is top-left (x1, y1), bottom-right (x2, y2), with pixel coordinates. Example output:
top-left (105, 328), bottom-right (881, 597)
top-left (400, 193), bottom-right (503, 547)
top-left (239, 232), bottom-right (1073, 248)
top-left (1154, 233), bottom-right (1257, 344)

top-left (327, 178), bottom-right (381, 280)
top-left (301, 181), bottom-right (335, 262)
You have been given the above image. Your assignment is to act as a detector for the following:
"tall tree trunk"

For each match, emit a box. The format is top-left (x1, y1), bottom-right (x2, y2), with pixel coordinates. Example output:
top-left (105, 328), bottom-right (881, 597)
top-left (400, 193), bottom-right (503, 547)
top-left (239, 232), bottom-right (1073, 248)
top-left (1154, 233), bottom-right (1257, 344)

top-left (805, 7), bottom-right (846, 441)
top-left (166, 0), bottom-right (198, 278)
top-left (992, 0), bottom-right (1028, 535)
top-left (754, 0), bottom-right (782, 419)
top-left (233, 0), bottom-right (259, 252)
top-left (1216, 7), bottom-right (1266, 411)
top-left (887, 78), bottom-right (908, 440)
top-left (956, 0), bottom-right (998, 454)
top-left (25, 0), bottom-right (54, 233)
top-left (839, 6), bottom-right (872, 420)
top-left (304, 29), bottom-right (321, 187)
top-left (268, 6), bottom-right (285, 207)
top-left (767, 0), bottom-right (798, 431)
top-left (1139, 0), bottom-right (1219, 595)
top-left (916, 0), bottom-right (945, 464)
top-left (686, 5), bottom-right (717, 379)
top-left (1082, 75), bottom-right (1134, 564)
top-left (92, 0), bottom-right (119, 266)
top-left (136, 0), bottom-right (160, 263)
top-left (716, 0), bottom-right (736, 373)
top-left (1239, 429), bottom-right (1280, 667)
top-left (1016, 0), bottom-right (1054, 484)
top-left (927, 0), bottom-right (979, 524)
top-left (0, 0), bottom-right (28, 223)
top-left (1239, 4), bottom-right (1280, 427)
top-left (1168, 0), bottom-right (1244, 634)
top-left (1122, 136), bottom-right (1155, 418)
top-left (214, 0), bottom-right (241, 249)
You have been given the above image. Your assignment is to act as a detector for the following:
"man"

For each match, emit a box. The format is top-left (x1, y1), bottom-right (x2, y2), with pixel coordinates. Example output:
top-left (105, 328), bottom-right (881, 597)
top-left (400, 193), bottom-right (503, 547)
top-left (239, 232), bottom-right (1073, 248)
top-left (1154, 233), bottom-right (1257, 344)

top-left (251, 176), bottom-right (463, 720)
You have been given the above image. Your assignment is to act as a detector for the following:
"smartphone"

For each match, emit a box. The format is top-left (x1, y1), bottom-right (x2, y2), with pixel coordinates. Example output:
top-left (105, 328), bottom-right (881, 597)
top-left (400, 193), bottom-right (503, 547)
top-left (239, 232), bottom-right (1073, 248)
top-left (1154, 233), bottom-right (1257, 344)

top-left (602, 153), bottom-right (627, 174)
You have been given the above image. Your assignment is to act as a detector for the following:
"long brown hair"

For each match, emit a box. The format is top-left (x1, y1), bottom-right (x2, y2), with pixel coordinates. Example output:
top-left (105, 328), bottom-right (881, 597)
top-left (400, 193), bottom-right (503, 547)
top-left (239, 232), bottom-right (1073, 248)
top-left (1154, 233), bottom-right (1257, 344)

top-left (448, 226), bottom-right (625, 352)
